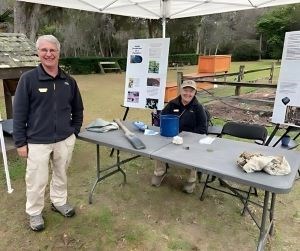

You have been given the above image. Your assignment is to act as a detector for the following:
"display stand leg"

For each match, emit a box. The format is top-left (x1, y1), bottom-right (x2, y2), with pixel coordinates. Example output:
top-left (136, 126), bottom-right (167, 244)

top-left (271, 126), bottom-right (293, 147)
top-left (265, 124), bottom-right (280, 146)
top-left (0, 123), bottom-right (13, 193)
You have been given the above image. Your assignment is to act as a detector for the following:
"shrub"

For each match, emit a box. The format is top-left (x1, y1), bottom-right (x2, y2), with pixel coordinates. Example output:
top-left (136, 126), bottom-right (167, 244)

top-left (232, 40), bottom-right (260, 61)
top-left (60, 54), bottom-right (199, 74)
top-left (169, 53), bottom-right (198, 66)
top-left (59, 57), bottom-right (126, 74)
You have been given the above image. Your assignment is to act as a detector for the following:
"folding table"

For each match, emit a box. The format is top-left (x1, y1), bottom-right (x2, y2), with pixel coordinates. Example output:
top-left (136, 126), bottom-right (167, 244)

top-left (79, 125), bottom-right (300, 251)
top-left (78, 122), bottom-right (172, 203)
top-left (151, 131), bottom-right (300, 251)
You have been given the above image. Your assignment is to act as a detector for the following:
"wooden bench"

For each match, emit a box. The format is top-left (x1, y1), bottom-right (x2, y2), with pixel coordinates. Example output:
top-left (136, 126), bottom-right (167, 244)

top-left (98, 61), bottom-right (121, 74)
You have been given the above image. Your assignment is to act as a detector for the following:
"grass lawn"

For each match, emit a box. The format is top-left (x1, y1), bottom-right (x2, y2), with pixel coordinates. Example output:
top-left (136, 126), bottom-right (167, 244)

top-left (0, 60), bottom-right (299, 250)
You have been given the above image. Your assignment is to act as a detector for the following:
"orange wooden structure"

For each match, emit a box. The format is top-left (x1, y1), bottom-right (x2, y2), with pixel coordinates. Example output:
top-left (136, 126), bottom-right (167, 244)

top-left (165, 55), bottom-right (231, 102)
top-left (164, 73), bottom-right (216, 102)
top-left (164, 82), bottom-right (178, 102)
top-left (197, 55), bottom-right (231, 73)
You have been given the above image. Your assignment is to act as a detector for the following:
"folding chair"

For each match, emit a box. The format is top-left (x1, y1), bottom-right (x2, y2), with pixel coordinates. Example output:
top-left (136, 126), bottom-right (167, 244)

top-left (199, 121), bottom-right (268, 214)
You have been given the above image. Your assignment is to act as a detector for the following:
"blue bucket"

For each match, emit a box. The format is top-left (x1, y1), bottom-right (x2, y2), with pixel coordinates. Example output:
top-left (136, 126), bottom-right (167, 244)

top-left (160, 115), bottom-right (179, 137)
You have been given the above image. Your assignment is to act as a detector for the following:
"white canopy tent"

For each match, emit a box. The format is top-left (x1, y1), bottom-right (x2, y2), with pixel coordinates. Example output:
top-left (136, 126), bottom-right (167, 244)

top-left (17, 0), bottom-right (300, 37)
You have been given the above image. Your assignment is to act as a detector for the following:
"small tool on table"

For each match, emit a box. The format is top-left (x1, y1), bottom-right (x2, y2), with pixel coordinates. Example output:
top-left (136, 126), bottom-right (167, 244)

top-left (114, 119), bottom-right (146, 150)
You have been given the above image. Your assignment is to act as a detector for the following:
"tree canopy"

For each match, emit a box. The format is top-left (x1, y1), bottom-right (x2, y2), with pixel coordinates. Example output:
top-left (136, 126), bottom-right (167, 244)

top-left (2, 1), bottom-right (298, 59)
top-left (0, 9), bottom-right (13, 32)
top-left (257, 5), bottom-right (300, 59)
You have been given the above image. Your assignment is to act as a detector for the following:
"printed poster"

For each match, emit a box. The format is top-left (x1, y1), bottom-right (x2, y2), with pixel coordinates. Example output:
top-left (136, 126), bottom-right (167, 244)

top-left (123, 38), bottom-right (170, 110)
top-left (272, 31), bottom-right (300, 127)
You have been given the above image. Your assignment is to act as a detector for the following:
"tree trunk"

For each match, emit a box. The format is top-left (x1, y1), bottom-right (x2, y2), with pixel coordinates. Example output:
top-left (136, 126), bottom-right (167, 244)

top-left (147, 19), bottom-right (156, 38)
top-left (147, 19), bottom-right (154, 38)
top-left (14, 2), bottom-right (53, 41)
top-left (108, 36), bottom-right (112, 57)
top-left (14, 2), bottom-right (27, 35)
top-left (215, 43), bottom-right (219, 55)
top-left (196, 26), bottom-right (201, 54)
top-left (28, 4), bottom-right (42, 41)
top-left (98, 34), bottom-right (104, 57)
top-left (259, 33), bottom-right (262, 61)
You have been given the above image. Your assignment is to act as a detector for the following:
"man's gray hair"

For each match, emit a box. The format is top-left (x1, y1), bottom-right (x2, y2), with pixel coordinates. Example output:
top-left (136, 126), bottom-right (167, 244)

top-left (36, 35), bottom-right (60, 51)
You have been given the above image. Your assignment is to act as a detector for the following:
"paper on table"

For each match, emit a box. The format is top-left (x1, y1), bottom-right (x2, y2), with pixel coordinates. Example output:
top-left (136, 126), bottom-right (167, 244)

top-left (199, 136), bottom-right (215, 144)
top-left (144, 129), bottom-right (159, 136)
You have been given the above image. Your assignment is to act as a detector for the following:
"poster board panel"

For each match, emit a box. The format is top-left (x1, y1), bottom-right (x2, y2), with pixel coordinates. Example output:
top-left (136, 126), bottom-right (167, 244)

top-left (272, 31), bottom-right (300, 128)
top-left (123, 38), bottom-right (170, 110)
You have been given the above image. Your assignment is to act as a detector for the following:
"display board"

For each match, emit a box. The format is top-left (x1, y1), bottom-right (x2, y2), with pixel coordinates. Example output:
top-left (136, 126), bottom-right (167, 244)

top-left (272, 31), bottom-right (300, 127)
top-left (123, 38), bottom-right (170, 110)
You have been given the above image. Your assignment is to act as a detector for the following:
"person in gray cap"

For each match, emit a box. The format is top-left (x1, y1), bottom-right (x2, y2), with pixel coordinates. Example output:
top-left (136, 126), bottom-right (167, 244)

top-left (151, 80), bottom-right (208, 193)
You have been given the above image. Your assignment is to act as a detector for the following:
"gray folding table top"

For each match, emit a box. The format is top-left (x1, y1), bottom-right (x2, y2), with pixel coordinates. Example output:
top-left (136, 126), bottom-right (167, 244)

top-left (78, 121), bottom-right (173, 158)
top-left (151, 131), bottom-right (300, 194)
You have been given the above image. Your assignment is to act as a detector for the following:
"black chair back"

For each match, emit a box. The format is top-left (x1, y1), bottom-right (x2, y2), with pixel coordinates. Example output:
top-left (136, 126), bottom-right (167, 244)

top-left (221, 121), bottom-right (268, 144)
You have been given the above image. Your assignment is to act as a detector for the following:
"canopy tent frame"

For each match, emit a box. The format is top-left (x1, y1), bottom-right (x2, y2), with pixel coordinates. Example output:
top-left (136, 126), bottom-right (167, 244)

top-left (17, 0), bottom-right (300, 38)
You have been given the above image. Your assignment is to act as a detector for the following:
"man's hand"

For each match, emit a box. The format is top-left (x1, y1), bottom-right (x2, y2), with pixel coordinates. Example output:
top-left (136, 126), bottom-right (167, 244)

top-left (17, 145), bottom-right (28, 158)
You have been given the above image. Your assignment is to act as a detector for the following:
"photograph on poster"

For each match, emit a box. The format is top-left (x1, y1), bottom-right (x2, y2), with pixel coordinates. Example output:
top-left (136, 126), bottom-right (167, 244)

top-left (147, 87), bottom-right (159, 97)
top-left (148, 60), bottom-right (160, 73)
top-left (147, 78), bottom-right (160, 87)
top-left (130, 55), bottom-right (143, 63)
top-left (127, 91), bottom-right (139, 103)
top-left (128, 78), bottom-right (140, 88)
top-left (145, 98), bottom-right (158, 109)
top-left (284, 105), bottom-right (300, 126)
top-left (149, 47), bottom-right (161, 58)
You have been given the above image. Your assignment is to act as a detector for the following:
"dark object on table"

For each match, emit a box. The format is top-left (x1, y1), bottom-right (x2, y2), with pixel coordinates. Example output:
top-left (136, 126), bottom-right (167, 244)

top-left (133, 121), bottom-right (148, 132)
top-left (114, 119), bottom-right (146, 150)
top-left (281, 135), bottom-right (291, 146)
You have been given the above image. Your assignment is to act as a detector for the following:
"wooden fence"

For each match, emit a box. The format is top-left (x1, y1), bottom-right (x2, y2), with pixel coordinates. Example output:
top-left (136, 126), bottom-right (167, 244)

top-left (180, 63), bottom-right (280, 96)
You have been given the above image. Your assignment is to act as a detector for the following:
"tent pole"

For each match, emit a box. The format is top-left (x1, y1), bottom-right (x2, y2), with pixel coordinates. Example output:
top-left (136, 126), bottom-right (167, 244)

top-left (162, 17), bottom-right (166, 38)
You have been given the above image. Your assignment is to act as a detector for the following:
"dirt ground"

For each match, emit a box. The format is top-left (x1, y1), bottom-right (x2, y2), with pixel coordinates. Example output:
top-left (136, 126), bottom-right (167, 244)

top-left (0, 70), bottom-right (299, 251)
top-left (204, 88), bottom-right (276, 126)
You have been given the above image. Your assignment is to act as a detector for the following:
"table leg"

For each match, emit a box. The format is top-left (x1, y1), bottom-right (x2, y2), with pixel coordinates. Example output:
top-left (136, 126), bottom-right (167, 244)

top-left (199, 175), bottom-right (211, 201)
top-left (89, 144), bottom-right (101, 204)
top-left (89, 145), bottom-right (137, 204)
top-left (269, 193), bottom-right (276, 235)
top-left (117, 150), bottom-right (126, 184)
top-left (257, 191), bottom-right (270, 251)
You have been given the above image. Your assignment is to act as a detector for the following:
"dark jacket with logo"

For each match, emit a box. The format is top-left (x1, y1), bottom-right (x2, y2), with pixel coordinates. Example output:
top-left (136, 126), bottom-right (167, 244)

top-left (162, 95), bottom-right (207, 134)
top-left (13, 64), bottom-right (84, 147)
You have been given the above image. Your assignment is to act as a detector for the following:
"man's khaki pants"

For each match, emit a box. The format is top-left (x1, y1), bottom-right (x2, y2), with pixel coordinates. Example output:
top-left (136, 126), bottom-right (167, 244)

top-left (154, 160), bottom-right (197, 183)
top-left (26, 134), bottom-right (76, 216)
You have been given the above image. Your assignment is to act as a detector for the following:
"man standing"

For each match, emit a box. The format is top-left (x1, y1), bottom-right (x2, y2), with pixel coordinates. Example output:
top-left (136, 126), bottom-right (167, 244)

top-left (13, 35), bottom-right (84, 231)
